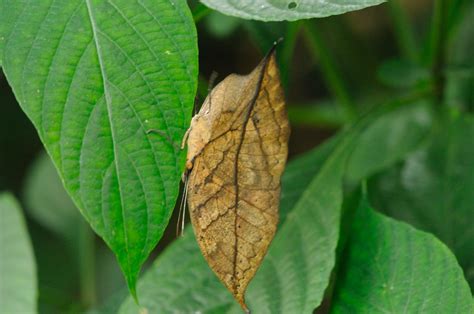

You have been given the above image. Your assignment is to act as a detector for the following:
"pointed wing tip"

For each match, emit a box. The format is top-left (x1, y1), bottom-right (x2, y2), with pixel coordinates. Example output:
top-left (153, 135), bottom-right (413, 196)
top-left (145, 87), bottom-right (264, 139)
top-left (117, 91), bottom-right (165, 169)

top-left (230, 288), bottom-right (250, 313)
top-left (274, 37), bottom-right (284, 46)
top-left (237, 297), bottom-right (250, 313)
top-left (266, 38), bottom-right (283, 59)
top-left (259, 38), bottom-right (284, 72)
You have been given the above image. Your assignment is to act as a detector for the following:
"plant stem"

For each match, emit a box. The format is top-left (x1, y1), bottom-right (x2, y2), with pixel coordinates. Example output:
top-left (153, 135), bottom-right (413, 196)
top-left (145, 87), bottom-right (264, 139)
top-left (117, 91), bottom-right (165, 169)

top-left (192, 3), bottom-right (212, 23)
top-left (279, 21), bottom-right (302, 90)
top-left (387, 0), bottom-right (419, 62)
top-left (78, 220), bottom-right (96, 308)
top-left (302, 21), bottom-right (357, 121)
top-left (429, 0), bottom-right (449, 105)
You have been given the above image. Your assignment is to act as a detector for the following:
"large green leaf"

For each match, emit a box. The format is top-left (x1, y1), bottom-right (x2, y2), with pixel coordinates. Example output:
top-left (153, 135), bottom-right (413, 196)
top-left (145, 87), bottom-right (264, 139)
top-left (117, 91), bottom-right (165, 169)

top-left (1, 0), bottom-right (198, 295)
top-left (346, 101), bottom-right (432, 182)
top-left (331, 198), bottom-right (472, 313)
top-left (370, 111), bottom-right (474, 289)
top-left (200, 0), bottom-right (386, 22)
top-left (0, 192), bottom-right (37, 313)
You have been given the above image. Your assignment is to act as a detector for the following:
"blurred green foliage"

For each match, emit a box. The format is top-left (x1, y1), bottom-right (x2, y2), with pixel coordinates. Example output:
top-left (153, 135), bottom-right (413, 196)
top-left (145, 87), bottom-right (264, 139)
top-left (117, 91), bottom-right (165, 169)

top-left (1, 0), bottom-right (473, 313)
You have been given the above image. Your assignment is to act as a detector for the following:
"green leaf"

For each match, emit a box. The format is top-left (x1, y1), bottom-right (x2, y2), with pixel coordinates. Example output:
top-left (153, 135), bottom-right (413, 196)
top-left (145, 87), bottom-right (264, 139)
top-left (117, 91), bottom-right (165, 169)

top-left (1, 0), bottom-right (198, 296)
top-left (23, 151), bottom-right (80, 238)
top-left (200, 0), bottom-right (386, 22)
top-left (346, 101), bottom-right (432, 182)
top-left (331, 198), bottom-right (473, 313)
top-left (278, 136), bottom-right (339, 225)
top-left (0, 192), bottom-right (37, 313)
top-left (370, 111), bottom-right (474, 289)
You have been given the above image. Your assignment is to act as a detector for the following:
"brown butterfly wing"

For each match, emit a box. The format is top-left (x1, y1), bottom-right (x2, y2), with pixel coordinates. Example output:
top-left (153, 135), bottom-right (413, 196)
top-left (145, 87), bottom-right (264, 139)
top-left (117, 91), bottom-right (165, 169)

top-left (186, 51), bottom-right (289, 311)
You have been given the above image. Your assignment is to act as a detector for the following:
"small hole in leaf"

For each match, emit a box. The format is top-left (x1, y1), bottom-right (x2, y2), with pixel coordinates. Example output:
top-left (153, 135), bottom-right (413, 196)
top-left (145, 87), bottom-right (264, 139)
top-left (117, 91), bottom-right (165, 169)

top-left (288, 2), bottom-right (297, 9)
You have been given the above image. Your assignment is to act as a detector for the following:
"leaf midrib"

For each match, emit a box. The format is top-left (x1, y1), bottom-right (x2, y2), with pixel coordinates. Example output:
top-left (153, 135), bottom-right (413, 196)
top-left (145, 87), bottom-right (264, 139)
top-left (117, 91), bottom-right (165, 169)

top-left (84, 0), bottom-right (133, 277)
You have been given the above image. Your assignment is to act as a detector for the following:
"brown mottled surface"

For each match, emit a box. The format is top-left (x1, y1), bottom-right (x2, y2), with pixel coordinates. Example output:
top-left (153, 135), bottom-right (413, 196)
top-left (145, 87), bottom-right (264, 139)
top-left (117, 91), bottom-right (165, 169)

top-left (185, 49), bottom-right (290, 311)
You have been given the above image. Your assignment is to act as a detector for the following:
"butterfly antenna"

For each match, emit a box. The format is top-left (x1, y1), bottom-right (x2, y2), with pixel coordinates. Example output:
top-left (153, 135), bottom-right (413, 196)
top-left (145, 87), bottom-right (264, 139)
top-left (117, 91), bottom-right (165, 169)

top-left (207, 71), bottom-right (218, 113)
top-left (182, 176), bottom-right (189, 235)
top-left (176, 171), bottom-right (190, 237)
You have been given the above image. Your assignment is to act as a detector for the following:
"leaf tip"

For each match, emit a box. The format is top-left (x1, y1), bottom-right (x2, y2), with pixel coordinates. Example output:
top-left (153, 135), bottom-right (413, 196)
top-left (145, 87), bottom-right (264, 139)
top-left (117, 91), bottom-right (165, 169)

top-left (129, 285), bottom-right (140, 305)
top-left (123, 270), bottom-right (140, 305)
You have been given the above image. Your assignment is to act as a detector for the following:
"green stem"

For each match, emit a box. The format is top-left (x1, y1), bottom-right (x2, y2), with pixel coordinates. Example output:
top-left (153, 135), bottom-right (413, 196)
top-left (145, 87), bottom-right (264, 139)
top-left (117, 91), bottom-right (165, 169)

top-left (429, 0), bottom-right (449, 105)
top-left (387, 0), bottom-right (419, 62)
top-left (279, 21), bottom-right (302, 90)
top-left (192, 3), bottom-right (212, 23)
top-left (78, 220), bottom-right (96, 308)
top-left (302, 21), bottom-right (357, 121)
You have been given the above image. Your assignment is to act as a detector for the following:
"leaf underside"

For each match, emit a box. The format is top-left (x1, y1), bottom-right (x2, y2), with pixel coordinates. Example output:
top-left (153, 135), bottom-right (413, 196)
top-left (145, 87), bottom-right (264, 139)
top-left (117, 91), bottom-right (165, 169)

top-left (200, 0), bottom-right (386, 21)
top-left (1, 0), bottom-right (198, 296)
